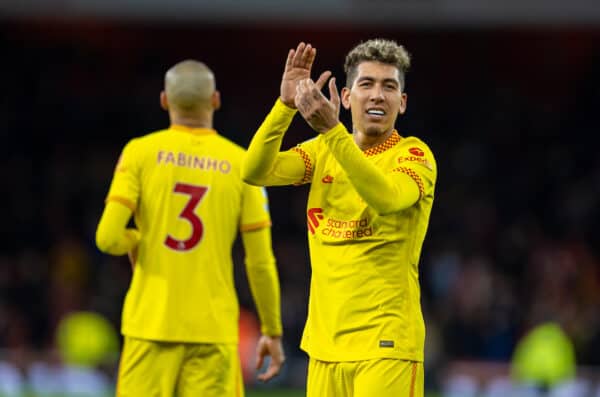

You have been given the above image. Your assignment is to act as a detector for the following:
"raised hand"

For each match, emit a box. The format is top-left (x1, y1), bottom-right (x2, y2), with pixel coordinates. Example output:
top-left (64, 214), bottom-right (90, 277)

top-left (280, 42), bottom-right (324, 108)
top-left (294, 73), bottom-right (340, 134)
top-left (255, 335), bottom-right (286, 382)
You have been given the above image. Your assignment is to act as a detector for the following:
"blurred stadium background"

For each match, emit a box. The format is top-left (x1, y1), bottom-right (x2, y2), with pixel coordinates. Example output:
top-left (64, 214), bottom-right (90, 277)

top-left (1, 0), bottom-right (600, 396)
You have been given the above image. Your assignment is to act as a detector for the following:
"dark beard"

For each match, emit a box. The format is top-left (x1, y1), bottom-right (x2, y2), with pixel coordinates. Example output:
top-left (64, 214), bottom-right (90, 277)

top-left (364, 125), bottom-right (386, 137)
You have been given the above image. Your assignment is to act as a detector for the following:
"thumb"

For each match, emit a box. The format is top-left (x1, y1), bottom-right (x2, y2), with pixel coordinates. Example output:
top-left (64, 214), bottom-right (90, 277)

top-left (315, 70), bottom-right (332, 90)
top-left (329, 77), bottom-right (340, 110)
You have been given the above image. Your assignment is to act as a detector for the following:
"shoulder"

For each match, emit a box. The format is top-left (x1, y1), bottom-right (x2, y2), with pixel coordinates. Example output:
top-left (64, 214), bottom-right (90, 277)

top-left (398, 136), bottom-right (435, 159)
top-left (117, 130), bottom-right (169, 166)
top-left (138, 128), bottom-right (171, 143)
top-left (125, 129), bottom-right (169, 149)
top-left (213, 135), bottom-right (248, 161)
top-left (218, 135), bottom-right (246, 152)
top-left (396, 135), bottom-right (437, 173)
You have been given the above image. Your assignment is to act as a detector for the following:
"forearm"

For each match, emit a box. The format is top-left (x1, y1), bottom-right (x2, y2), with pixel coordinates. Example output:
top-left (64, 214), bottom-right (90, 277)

top-left (322, 124), bottom-right (420, 214)
top-left (242, 227), bottom-right (283, 337)
top-left (96, 201), bottom-right (140, 255)
top-left (242, 99), bottom-right (300, 186)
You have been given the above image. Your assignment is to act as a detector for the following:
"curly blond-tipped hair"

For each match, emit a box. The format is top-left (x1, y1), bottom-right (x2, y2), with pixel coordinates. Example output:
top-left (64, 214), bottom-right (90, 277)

top-left (344, 38), bottom-right (411, 90)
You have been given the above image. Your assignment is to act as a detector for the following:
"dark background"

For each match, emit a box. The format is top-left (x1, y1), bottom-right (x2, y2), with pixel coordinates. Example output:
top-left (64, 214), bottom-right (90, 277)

top-left (1, 14), bottom-right (599, 392)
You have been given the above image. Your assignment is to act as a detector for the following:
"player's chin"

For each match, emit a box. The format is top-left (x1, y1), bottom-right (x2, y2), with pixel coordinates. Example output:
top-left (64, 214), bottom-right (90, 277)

top-left (364, 125), bottom-right (388, 137)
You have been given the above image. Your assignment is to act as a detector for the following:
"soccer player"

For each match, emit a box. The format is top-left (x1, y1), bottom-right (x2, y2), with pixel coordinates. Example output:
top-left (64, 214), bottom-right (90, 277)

top-left (95, 60), bottom-right (285, 396)
top-left (242, 40), bottom-right (437, 397)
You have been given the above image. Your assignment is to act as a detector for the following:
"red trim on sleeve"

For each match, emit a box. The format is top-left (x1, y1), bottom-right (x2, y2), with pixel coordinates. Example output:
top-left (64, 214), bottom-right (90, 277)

top-left (240, 220), bottom-right (272, 232)
top-left (392, 167), bottom-right (425, 199)
top-left (106, 196), bottom-right (137, 212)
top-left (291, 146), bottom-right (313, 185)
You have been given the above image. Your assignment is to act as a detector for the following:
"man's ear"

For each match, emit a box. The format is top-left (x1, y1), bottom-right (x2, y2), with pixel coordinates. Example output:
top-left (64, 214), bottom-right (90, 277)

top-left (398, 93), bottom-right (408, 115)
top-left (160, 91), bottom-right (169, 111)
top-left (341, 87), bottom-right (351, 110)
top-left (211, 91), bottom-right (221, 111)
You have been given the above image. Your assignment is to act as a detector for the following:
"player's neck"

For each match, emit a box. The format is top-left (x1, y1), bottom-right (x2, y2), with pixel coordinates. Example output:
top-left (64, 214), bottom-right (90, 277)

top-left (170, 113), bottom-right (213, 129)
top-left (353, 128), bottom-right (393, 151)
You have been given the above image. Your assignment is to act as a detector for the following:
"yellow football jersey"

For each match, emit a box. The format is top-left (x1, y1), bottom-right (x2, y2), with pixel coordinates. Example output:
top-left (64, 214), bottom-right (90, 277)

top-left (106, 125), bottom-right (271, 343)
top-left (294, 130), bottom-right (436, 362)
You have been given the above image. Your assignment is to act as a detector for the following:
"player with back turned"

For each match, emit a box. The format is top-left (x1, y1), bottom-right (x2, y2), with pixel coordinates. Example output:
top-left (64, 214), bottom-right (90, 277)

top-left (95, 60), bottom-right (284, 396)
top-left (243, 40), bottom-right (437, 396)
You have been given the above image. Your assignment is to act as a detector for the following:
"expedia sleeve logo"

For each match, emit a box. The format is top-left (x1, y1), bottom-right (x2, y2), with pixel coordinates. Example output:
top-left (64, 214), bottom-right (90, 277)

top-left (397, 147), bottom-right (432, 170)
top-left (409, 147), bottom-right (425, 156)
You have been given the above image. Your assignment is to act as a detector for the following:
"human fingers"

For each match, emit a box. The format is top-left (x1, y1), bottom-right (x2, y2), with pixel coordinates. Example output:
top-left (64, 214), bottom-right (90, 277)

top-left (257, 359), bottom-right (282, 382)
top-left (329, 77), bottom-right (340, 110)
top-left (307, 80), bottom-right (323, 101)
top-left (257, 343), bottom-right (285, 382)
top-left (284, 49), bottom-right (295, 72)
top-left (304, 46), bottom-right (316, 70)
top-left (292, 42), bottom-right (306, 66)
top-left (300, 43), bottom-right (314, 68)
top-left (315, 71), bottom-right (332, 90)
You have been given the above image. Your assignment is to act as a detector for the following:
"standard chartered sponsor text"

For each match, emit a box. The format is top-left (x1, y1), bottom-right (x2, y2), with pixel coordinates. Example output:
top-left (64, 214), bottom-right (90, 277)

top-left (321, 217), bottom-right (372, 239)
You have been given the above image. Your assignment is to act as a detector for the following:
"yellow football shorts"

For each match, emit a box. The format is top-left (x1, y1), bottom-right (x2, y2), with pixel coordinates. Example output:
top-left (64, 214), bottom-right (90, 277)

top-left (116, 336), bottom-right (244, 397)
top-left (307, 357), bottom-right (423, 397)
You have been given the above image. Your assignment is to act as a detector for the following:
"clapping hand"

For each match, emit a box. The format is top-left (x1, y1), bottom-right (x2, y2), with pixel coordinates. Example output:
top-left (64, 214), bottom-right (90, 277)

top-left (295, 74), bottom-right (340, 134)
top-left (280, 42), bottom-right (331, 109)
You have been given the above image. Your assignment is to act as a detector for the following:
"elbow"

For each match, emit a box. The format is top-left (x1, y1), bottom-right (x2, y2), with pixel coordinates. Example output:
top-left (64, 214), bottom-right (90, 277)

top-left (95, 227), bottom-right (116, 254)
top-left (240, 161), bottom-right (253, 183)
top-left (241, 163), bottom-right (265, 186)
top-left (369, 186), bottom-right (419, 216)
top-left (372, 199), bottom-right (413, 216)
top-left (247, 258), bottom-right (277, 273)
top-left (245, 249), bottom-right (277, 272)
top-left (374, 205), bottom-right (400, 217)
top-left (242, 175), bottom-right (262, 186)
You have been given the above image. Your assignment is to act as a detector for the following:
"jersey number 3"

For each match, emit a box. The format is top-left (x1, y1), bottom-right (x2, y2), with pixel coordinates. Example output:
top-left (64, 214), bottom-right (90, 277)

top-left (164, 183), bottom-right (208, 251)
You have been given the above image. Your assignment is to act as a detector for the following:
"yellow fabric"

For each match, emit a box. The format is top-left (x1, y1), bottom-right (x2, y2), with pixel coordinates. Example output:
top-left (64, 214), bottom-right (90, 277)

top-left (98, 126), bottom-right (281, 343)
top-left (117, 336), bottom-right (244, 397)
top-left (241, 227), bottom-right (282, 336)
top-left (243, 100), bottom-right (437, 362)
top-left (242, 99), bottom-right (306, 186)
top-left (96, 201), bottom-right (140, 255)
top-left (307, 358), bottom-right (423, 397)
top-left (320, 123), bottom-right (421, 214)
